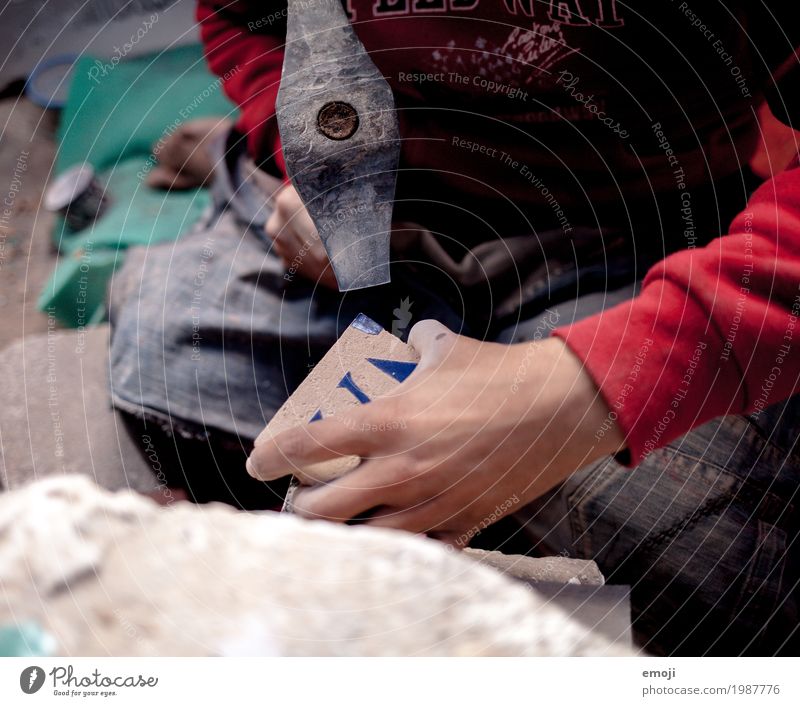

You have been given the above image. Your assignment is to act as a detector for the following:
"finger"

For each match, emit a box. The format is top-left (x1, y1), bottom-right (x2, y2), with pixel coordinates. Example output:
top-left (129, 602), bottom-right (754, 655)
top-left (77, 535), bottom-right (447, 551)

top-left (272, 220), bottom-right (307, 256)
top-left (265, 210), bottom-right (284, 242)
top-left (268, 238), bottom-right (292, 267)
top-left (365, 498), bottom-right (452, 534)
top-left (291, 459), bottom-right (407, 521)
top-left (407, 319), bottom-right (459, 369)
top-left (274, 188), bottom-right (314, 239)
top-left (275, 183), bottom-right (304, 213)
top-left (286, 212), bottom-right (328, 274)
top-left (267, 195), bottom-right (307, 248)
top-left (247, 414), bottom-right (378, 481)
top-left (290, 206), bottom-right (319, 244)
top-left (146, 166), bottom-right (180, 190)
top-left (429, 531), bottom-right (464, 549)
top-left (317, 265), bottom-right (339, 290)
top-left (265, 220), bottom-right (307, 269)
top-left (283, 221), bottom-right (315, 256)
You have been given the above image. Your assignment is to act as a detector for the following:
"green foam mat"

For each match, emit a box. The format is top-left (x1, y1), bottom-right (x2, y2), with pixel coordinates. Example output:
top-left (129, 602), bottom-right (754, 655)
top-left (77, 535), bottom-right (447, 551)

top-left (40, 44), bottom-right (236, 328)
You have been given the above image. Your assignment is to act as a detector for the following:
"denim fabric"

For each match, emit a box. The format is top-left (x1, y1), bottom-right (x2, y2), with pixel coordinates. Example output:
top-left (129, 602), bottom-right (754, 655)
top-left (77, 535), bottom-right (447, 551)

top-left (108, 130), bottom-right (798, 656)
top-left (514, 395), bottom-right (800, 656)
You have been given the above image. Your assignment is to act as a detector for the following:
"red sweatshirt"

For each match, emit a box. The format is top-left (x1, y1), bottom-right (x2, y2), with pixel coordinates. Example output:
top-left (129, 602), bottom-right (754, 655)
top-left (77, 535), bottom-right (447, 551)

top-left (197, 0), bottom-right (800, 461)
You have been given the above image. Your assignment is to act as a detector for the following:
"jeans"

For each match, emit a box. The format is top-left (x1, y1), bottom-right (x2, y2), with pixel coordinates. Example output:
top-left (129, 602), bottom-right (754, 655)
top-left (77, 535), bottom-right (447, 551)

top-left (108, 130), bottom-right (799, 655)
top-left (512, 303), bottom-right (800, 656)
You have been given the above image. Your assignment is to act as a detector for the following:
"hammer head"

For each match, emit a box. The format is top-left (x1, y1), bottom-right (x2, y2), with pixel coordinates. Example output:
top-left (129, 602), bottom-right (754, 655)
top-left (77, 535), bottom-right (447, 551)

top-left (276, 1), bottom-right (400, 291)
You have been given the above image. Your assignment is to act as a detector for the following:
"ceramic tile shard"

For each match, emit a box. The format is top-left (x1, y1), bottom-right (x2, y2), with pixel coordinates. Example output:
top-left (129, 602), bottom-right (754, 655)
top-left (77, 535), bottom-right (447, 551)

top-left (463, 548), bottom-right (605, 586)
top-left (249, 314), bottom-right (419, 486)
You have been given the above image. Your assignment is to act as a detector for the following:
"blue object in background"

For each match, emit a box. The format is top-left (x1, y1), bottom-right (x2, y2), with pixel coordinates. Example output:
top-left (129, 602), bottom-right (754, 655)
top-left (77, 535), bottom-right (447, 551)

top-left (0, 622), bottom-right (57, 657)
top-left (25, 53), bottom-right (80, 109)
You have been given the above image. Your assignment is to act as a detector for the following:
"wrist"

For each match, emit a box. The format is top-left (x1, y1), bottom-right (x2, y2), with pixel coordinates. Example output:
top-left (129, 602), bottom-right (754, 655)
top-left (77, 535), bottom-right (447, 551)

top-left (525, 337), bottom-right (625, 463)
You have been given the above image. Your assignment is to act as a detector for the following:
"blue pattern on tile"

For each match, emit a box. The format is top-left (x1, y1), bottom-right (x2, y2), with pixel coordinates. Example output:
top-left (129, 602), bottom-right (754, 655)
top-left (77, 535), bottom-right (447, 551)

top-left (350, 313), bottom-right (383, 335)
top-left (367, 357), bottom-right (418, 383)
top-left (337, 371), bottom-right (371, 403)
top-left (309, 409), bottom-right (323, 422)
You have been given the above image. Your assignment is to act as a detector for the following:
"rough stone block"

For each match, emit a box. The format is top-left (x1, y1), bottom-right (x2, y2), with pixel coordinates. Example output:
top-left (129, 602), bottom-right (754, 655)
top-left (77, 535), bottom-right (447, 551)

top-left (463, 548), bottom-right (605, 586)
top-left (0, 476), bottom-right (634, 656)
top-left (0, 325), bottom-right (159, 494)
top-left (249, 314), bottom-right (419, 485)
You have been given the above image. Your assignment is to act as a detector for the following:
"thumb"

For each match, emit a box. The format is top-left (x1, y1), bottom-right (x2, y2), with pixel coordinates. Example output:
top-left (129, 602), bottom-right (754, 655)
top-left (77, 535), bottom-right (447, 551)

top-left (407, 319), bottom-right (459, 369)
top-left (146, 165), bottom-right (178, 190)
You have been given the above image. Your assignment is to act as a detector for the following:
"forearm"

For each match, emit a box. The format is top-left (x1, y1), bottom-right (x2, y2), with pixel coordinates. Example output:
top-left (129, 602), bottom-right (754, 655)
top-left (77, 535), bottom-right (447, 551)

top-left (555, 160), bottom-right (800, 462)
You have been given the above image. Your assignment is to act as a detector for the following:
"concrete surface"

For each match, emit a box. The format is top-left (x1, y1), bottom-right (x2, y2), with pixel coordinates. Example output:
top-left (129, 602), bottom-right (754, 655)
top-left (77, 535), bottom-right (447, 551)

top-left (0, 97), bottom-right (59, 351)
top-left (0, 324), bottom-right (158, 493)
top-left (0, 98), bottom-right (159, 494)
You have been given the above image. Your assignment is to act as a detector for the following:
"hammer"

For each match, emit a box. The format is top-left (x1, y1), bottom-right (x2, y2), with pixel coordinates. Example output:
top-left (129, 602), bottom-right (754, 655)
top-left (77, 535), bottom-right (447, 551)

top-left (275, 0), bottom-right (401, 291)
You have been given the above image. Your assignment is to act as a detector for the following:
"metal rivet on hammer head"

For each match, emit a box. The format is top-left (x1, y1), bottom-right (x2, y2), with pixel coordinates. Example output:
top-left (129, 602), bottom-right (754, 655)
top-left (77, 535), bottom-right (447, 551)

top-left (317, 101), bottom-right (359, 140)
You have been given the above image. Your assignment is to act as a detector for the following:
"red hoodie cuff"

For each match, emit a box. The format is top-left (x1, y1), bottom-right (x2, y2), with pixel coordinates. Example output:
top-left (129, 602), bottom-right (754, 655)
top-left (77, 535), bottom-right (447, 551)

top-left (236, 86), bottom-right (287, 179)
top-left (263, 128), bottom-right (287, 180)
top-left (553, 278), bottom-right (745, 465)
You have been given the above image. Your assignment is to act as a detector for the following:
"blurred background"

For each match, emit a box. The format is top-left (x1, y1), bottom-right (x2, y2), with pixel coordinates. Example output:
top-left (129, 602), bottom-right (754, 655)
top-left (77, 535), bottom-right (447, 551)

top-left (0, 0), bottom-right (235, 349)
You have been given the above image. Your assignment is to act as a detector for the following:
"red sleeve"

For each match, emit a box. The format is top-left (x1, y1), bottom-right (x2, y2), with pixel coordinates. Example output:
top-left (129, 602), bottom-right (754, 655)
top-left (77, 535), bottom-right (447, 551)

top-left (554, 160), bottom-right (800, 463)
top-left (196, 0), bottom-right (287, 176)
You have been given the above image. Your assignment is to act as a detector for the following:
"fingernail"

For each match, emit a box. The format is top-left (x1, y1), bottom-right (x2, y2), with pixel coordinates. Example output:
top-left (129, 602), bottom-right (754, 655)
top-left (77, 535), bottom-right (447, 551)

top-left (245, 456), bottom-right (257, 477)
